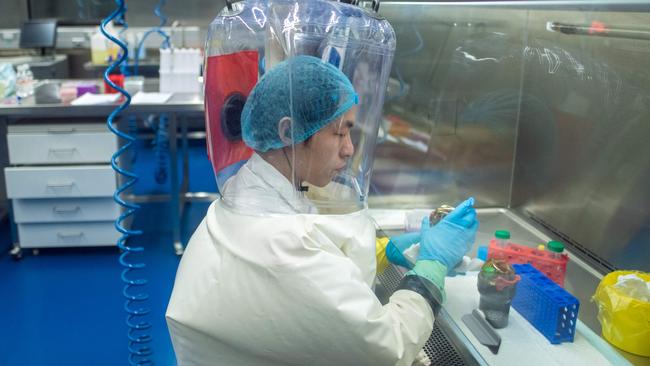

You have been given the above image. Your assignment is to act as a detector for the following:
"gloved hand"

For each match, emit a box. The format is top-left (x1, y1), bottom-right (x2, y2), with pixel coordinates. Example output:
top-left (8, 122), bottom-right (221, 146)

top-left (418, 197), bottom-right (479, 269)
top-left (385, 232), bottom-right (420, 269)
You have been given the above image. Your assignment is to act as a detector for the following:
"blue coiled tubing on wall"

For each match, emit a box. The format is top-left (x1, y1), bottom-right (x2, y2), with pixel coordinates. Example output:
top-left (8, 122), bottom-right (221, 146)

top-left (100, 1), bottom-right (153, 364)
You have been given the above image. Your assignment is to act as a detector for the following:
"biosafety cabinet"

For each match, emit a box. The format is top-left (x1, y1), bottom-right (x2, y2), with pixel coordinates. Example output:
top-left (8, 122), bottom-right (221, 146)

top-left (368, 1), bottom-right (649, 365)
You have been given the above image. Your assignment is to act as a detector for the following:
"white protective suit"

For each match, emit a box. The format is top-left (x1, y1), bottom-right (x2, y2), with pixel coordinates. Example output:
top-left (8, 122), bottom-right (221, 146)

top-left (166, 153), bottom-right (434, 365)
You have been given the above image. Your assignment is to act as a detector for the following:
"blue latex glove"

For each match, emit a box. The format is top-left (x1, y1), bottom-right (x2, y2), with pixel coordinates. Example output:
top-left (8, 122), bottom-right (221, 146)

top-left (386, 232), bottom-right (420, 269)
top-left (417, 197), bottom-right (479, 269)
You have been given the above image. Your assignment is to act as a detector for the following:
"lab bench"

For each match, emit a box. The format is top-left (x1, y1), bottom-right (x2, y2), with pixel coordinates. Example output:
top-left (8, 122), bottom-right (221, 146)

top-left (0, 86), bottom-right (205, 257)
top-left (370, 207), bottom-right (648, 366)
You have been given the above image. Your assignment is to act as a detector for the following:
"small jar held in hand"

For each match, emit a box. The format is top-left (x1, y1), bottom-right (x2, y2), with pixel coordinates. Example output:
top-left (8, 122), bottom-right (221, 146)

top-left (417, 197), bottom-right (479, 269)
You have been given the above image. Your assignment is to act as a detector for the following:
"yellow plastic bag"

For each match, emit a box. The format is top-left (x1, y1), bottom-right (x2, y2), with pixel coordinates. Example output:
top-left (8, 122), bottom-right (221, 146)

top-left (593, 270), bottom-right (650, 356)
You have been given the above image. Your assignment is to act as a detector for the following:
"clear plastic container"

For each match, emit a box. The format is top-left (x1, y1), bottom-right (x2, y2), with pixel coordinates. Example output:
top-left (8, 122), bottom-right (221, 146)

top-left (15, 64), bottom-right (34, 99)
top-left (124, 76), bottom-right (145, 95)
top-left (477, 259), bottom-right (520, 328)
top-left (0, 62), bottom-right (17, 98)
top-left (404, 209), bottom-right (433, 232)
top-left (494, 230), bottom-right (510, 248)
top-left (547, 240), bottom-right (565, 259)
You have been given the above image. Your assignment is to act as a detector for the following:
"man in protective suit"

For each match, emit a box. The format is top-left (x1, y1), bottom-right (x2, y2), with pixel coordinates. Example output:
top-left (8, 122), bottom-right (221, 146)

top-left (166, 55), bottom-right (478, 366)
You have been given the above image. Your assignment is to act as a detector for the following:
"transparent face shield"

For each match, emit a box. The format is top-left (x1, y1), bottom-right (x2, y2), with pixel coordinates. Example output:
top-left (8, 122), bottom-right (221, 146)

top-left (205, 0), bottom-right (395, 215)
top-left (240, 55), bottom-right (363, 214)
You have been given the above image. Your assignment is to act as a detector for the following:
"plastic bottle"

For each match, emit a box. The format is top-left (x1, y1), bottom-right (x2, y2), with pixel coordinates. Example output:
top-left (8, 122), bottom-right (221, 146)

top-left (494, 230), bottom-right (511, 248)
top-left (547, 240), bottom-right (565, 259)
top-left (91, 31), bottom-right (108, 65)
top-left (477, 258), bottom-right (520, 328)
top-left (91, 23), bottom-right (120, 65)
top-left (15, 64), bottom-right (34, 99)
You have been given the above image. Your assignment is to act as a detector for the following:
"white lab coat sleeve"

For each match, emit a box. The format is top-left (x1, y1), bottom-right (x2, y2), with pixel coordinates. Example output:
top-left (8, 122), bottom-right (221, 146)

top-left (273, 248), bottom-right (435, 366)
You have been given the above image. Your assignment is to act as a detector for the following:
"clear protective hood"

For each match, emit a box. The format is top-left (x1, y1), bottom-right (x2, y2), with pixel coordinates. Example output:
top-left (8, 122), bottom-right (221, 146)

top-left (204, 0), bottom-right (395, 215)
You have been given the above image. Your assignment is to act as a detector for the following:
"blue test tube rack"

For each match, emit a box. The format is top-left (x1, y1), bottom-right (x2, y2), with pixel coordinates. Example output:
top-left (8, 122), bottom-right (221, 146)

top-left (512, 264), bottom-right (580, 344)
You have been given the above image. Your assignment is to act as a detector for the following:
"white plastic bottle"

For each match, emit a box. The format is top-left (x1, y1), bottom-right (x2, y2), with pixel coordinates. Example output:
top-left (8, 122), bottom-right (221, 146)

top-left (15, 64), bottom-right (34, 98)
top-left (91, 23), bottom-right (120, 65)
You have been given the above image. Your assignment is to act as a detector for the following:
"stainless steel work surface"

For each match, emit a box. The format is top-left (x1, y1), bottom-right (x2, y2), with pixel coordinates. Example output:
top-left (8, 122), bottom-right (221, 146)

top-left (369, 207), bottom-right (649, 366)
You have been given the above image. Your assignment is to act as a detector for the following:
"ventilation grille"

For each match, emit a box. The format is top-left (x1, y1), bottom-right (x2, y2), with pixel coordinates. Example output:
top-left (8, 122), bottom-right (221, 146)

top-left (377, 265), bottom-right (468, 366)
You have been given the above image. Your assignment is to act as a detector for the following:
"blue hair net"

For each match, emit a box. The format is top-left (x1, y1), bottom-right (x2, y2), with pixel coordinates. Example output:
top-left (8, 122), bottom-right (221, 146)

top-left (241, 55), bottom-right (358, 152)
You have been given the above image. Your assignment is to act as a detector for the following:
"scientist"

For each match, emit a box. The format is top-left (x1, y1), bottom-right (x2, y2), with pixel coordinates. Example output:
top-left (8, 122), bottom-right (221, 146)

top-left (166, 55), bottom-right (478, 365)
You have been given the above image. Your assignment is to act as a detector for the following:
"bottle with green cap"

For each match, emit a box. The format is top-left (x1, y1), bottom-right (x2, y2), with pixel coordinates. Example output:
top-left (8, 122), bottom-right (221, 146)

top-left (494, 230), bottom-right (511, 248)
top-left (547, 240), bottom-right (565, 259)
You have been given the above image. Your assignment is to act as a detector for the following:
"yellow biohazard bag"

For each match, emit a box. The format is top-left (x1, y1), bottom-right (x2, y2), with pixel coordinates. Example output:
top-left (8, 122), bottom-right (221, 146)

top-left (593, 270), bottom-right (650, 356)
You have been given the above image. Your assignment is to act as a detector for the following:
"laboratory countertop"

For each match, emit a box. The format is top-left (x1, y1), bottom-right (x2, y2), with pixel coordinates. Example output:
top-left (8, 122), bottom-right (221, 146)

top-left (0, 92), bottom-right (203, 118)
top-left (0, 54), bottom-right (67, 66)
top-left (0, 78), bottom-right (204, 119)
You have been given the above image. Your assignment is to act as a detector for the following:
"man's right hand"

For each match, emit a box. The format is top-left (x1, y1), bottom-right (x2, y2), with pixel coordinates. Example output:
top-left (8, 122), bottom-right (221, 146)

top-left (417, 197), bottom-right (479, 268)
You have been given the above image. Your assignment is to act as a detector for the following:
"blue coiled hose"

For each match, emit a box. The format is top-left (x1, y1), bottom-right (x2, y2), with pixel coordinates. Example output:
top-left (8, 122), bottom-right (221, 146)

top-left (133, 0), bottom-right (171, 185)
top-left (134, 0), bottom-right (171, 76)
top-left (100, 1), bottom-right (153, 365)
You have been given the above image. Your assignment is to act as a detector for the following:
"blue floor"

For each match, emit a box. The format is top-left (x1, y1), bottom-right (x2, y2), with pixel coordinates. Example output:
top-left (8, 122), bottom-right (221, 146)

top-left (0, 140), bottom-right (216, 366)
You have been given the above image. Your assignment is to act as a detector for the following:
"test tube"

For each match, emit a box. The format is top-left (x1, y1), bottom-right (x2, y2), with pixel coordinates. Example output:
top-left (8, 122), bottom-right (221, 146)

top-left (494, 230), bottom-right (510, 248)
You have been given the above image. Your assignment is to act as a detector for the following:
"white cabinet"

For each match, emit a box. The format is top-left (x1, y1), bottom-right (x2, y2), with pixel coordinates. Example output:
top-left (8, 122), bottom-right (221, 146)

top-left (12, 197), bottom-right (120, 223)
top-left (7, 124), bottom-right (117, 165)
top-left (17, 222), bottom-right (121, 248)
top-left (5, 165), bottom-right (116, 198)
top-left (4, 123), bottom-right (119, 249)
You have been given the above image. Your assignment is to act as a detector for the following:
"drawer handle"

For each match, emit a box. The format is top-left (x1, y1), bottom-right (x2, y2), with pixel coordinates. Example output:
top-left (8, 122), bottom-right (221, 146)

top-left (49, 147), bottom-right (78, 154)
top-left (52, 205), bottom-right (81, 214)
top-left (46, 182), bottom-right (76, 189)
top-left (57, 231), bottom-right (84, 239)
top-left (71, 36), bottom-right (87, 47)
top-left (47, 128), bottom-right (76, 134)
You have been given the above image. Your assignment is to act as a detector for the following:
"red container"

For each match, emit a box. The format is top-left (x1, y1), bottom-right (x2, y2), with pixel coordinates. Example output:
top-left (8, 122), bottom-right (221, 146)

top-left (487, 239), bottom-right (568, 287)
top-left (104, 74), bottom-right (125, 94)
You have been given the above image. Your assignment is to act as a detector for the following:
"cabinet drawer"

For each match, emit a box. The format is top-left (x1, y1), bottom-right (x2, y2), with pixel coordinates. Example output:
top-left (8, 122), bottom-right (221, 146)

top-left (17, 221), bottom-right (119, 248)
top-left (5, 165), bottom-right (116, 199)
top-left (7, 124), bottom-right (116, 165)
top-left (12, 197), bottom-right (120, 223)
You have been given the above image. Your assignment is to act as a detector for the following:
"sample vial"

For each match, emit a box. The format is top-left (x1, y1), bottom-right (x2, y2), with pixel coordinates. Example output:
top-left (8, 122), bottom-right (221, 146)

top-left (547, 240), bottom-right (565, 259)
top-left (494, 230), bottom-right (511, 248)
